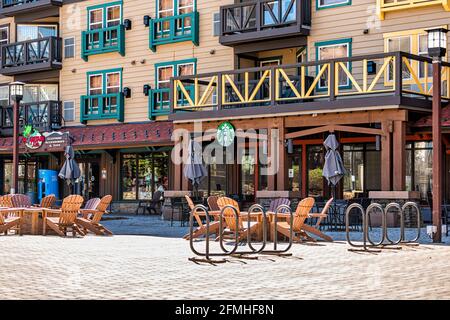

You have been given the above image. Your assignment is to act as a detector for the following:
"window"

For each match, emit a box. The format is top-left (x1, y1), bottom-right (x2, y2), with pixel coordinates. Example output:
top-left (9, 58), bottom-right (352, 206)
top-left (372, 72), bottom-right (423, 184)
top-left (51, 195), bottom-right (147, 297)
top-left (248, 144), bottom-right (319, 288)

top-left (64, 37), bottom-right (75, 59)
top-left (0, 26), bottom-right (8, 45)
top-left (157, 0), bottom-right (195, 33)
top-left (316, 39), bottom-right (351, 89)
top-left (63, 101), bottom-right (75, 122)
top-left (16, 24), bottom-right (57, 41)
top-left (87, 68), bottom-right (122, 115)
top-left (405, 141), bottom-right (433, 201)
top-left (384, 27), bottom-right (447, 83)
top-left (155, 59), bottom-right (196, 105)
top-left (23, 84), bottom-right (58, 103)
top-left (87, 2), bottom-right (122, 45)
top-left (212, 12), bottom-right (220, 37)
top-left (317, 0), bottom-right (351, 10)
top-left (0, 86), bottom-right (9, 108)
top-left (120, 152), bottom-right (169, 200)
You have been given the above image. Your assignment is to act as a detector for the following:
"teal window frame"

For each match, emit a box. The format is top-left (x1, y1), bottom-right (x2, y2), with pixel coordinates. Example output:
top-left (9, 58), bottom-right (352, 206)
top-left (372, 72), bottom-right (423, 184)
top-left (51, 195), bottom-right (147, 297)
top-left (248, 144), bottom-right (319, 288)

top-left (81, 67), bottom-right (124, 123)
top-left (316, 0), bottom-right (351, 10)
top-left (149, 0), bottom-right (199, 52)
top-left (81, 1), bottom-right (125, 61)
top-left (315, 38), bottom-right (352, 91)
top-left (149, 58), bottom-right (197, 119)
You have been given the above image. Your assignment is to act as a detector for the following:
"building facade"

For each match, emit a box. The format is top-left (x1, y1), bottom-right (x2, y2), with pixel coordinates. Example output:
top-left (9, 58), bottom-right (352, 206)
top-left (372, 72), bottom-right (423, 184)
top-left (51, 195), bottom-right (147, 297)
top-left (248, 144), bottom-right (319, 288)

top-left (0, 0), bottom-right (449, 211)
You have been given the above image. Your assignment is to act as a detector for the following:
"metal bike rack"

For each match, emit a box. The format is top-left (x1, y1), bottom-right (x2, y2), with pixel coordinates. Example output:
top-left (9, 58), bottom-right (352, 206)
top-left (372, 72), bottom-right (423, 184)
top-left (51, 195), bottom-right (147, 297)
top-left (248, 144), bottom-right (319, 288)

top-left (400, 201), bottom-right (421, 244)
top-left (260, 204), bottom-right (294, 256)
top-left (384, 202), bottom-right (403, 245)
top-left (345, 203), bottom-right (376, 251)
top-left (365, 203), bottom-right (386, 247)
top-left (188, 204), bottom-right (238, 263)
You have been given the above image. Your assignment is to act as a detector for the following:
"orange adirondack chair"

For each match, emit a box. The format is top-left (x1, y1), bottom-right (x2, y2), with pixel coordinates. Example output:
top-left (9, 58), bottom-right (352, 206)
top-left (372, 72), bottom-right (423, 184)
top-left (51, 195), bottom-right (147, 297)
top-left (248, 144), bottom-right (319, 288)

top-left (273, 197), bottom-right (315, 242)
top-left (0, 195), bottom-right (13, 208)
top-left (0, 210), bottom-right (21, 235)
top-left (37, 194), bottom-right (56, 208)
top-left (303, 197), bottom-right (333, 242)
top-left (76, 195), bottom-right (113, 236)
top-left (216, 197), bottom-right (261, 242)
top-left (183, 195), bottom-right (220, 240)
top-left (43, 195), bottom-right (85, 237)
top-left (0, 195), bottom-right (25, 234)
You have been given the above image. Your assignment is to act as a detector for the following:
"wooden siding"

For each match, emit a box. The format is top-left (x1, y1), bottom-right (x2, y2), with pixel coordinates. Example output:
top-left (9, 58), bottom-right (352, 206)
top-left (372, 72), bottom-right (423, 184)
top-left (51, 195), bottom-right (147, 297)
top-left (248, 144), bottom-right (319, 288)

top-left (59, 0), bottom-right (234, 126)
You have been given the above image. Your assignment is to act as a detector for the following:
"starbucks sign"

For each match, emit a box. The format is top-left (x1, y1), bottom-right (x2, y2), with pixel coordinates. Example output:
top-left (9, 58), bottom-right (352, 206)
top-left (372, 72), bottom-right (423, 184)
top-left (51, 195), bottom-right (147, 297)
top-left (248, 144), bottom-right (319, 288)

top-left (216, 121), bottom-right (235, 147)
top-left (21, 125), bottom-right (45, 150)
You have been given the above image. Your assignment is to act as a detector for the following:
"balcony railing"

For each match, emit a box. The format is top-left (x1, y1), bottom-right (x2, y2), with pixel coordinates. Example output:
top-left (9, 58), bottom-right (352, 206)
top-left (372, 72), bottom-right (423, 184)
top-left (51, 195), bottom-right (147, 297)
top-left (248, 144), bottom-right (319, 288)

top-left (219, 0), bottom-right (311, 46)
top-left (0, 101), bottom-right (62, 135)
top-left (0, 36), bottom-right (62, 75)
top-left (81, 24), bottom-right (125, 61)
top-left (80, 92), bottom-right (124, 123)
top-left (377, 0), bottom-right (450, 20)
top-left (0, 0), bottom-right (62, 16)
top-left (169, 52), bottom-right (450, 120)
top-left (149, 12), bottom-right (199, 52)
top-left (148, 86), bottom-right (194, 119)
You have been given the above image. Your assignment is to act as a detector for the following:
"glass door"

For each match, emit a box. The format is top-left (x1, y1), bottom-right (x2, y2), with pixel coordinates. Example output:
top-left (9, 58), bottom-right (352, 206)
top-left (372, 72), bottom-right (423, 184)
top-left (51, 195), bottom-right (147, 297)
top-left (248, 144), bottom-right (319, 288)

top-left (307, 145), bottom-right (324, 198)
top-left (77, 161), bottom-right (100, 200)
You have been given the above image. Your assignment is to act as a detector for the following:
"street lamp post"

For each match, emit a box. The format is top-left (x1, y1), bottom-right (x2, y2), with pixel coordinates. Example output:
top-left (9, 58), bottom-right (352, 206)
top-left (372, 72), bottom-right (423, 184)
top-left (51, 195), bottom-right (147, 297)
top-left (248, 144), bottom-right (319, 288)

top-left (9, 81), bottom-right (24, 195)
top-left (427, 27), bottom-right (448, 243)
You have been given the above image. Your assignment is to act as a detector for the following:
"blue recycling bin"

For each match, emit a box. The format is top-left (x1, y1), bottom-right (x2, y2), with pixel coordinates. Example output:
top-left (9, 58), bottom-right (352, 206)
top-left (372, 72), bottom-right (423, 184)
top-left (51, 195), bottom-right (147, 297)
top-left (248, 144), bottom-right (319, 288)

top-left (38, 170), bottom-right (59, 201)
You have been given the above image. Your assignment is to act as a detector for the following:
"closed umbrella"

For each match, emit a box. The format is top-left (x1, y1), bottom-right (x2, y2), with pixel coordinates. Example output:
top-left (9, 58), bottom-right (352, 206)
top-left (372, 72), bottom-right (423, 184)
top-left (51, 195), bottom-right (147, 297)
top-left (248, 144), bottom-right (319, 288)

top-left (322, 134), bottom-right (347, 229)
top-left (59, 145), bottom-right (81, 193)
top-left (184, 140), bottom-right (207, 199)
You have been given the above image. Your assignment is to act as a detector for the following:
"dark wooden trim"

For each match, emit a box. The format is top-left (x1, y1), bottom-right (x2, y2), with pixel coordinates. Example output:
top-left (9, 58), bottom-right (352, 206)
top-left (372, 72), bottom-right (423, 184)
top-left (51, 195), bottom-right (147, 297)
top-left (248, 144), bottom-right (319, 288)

top-left (0, 0), bottom-right (61, 18)
top-left (233, 36), bottom-right (307, 54)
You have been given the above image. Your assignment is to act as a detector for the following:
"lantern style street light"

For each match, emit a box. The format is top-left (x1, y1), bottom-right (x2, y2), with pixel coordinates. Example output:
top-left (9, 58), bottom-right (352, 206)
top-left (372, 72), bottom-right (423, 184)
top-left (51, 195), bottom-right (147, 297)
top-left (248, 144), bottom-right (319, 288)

top-left (9, 81), bottom-right (25, 195)
top-left (427, 27), bottom-right (447, 243)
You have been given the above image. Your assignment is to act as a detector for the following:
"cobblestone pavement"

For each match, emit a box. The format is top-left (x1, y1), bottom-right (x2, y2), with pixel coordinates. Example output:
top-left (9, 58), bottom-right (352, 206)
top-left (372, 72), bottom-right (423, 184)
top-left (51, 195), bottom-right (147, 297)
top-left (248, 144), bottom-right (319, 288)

top-left (1, 215), bottom-right (449, 300)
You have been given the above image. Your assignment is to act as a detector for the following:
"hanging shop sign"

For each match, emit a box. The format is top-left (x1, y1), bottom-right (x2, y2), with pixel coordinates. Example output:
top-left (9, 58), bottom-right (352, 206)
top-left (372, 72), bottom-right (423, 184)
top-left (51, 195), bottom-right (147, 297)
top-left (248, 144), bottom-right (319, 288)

top-left (216, 121), bottom-right (235, 147)
top-left (21, 125), bottom-right (45, 150)
top-left (41, 131), bottom-right (70, 152)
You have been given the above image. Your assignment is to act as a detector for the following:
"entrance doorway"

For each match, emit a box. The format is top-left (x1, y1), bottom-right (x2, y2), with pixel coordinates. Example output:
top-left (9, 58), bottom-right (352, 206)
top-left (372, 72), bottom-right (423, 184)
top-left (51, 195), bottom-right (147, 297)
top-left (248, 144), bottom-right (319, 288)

top-left (77, 158), bottom-right (100, 200)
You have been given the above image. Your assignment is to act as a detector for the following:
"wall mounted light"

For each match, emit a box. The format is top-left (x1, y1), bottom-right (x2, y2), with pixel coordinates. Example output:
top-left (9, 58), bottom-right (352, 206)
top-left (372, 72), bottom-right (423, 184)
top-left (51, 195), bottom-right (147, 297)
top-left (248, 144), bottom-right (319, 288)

top-left (123, 87), bottom-right (131, 98)
top-left (286, 138), bottom-right (293, 154)
top-left (124, 19), bottom-right (132, 30)
top-left (143, 84), bottom-right (151, 96)
top-left (143, 15), bottom-right (151, 27)
top-left (367, 61), bottom-right (376, 75)
top-left (427, 27), bottom-right (448, 58)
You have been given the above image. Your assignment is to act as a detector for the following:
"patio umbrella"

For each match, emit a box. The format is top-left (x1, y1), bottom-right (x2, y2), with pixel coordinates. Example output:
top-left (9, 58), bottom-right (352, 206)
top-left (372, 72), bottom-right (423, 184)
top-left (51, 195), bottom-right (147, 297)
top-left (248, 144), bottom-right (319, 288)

top-left (58, 145), bottom-right (81, 193)
top-left (184, 139), bottom-right (207, 199)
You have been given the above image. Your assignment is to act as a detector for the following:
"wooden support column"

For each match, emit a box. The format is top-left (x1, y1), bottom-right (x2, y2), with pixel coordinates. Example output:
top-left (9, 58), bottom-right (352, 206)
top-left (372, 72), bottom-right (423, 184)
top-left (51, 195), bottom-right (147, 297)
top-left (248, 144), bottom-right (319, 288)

top-left (276, 118), bottom-right (286, 191)
top-left (381, 121), bottom-right (392, 191)
top-left (393, 120), bottom-right (406, 191)
top-left (301, 143), bottom-right (307, 198)
top-left (267, 127), bottom-right (276, 191)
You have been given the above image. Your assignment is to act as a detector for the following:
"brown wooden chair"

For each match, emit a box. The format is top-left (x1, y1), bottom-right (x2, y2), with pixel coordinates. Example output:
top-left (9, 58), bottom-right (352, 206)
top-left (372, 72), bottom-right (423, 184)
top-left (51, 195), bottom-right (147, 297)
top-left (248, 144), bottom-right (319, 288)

top-left (217, 196), bottom-right (261, 242)
top-left (207, 195), bottom-right (220, 211)
top-left (268, 198), bottom-right (291, 213)
top-left (43, 195), bottom-right (85, 237)
top-left (303, 197), bottom-right (334, 242)
top-left (183, 195), bottom-right (221, 240)
top-left (1, 195), bottom-right (26, 234)
top-left (273, 197), bottom-right (315, 242)
top-left (0, 211), bottom-right (21, 235)
top-left (37, 194), bottom-right (56, 208)
top-left (0, 195), bottom-right (13, 208)
top-left (76, 195), bottom-right (113, 236)
top-left (11, 194), bottom-right (32, 208)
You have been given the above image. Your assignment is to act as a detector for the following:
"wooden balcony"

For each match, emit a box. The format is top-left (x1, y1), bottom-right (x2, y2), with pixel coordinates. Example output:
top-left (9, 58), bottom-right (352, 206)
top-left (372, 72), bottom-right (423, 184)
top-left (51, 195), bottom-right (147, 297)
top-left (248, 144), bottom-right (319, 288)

top-left (0, 101), bottom-right (62, 136)
top-left (169, 52), bottom-right (450, 122)
top-left (377, 0), bottom-right (450, 20)
top-left (81, 25), bottom-right (125, 61)
top-left (0, 0), bottom-right (62, 17)
top-left (0, 37), bottom-right (62, 76)
top-left (149, 12), bottom-right (199, 52)
top-left (80, 92), bottom-right (125, 123)
top-left (219, 0), bottom-right (311, 46)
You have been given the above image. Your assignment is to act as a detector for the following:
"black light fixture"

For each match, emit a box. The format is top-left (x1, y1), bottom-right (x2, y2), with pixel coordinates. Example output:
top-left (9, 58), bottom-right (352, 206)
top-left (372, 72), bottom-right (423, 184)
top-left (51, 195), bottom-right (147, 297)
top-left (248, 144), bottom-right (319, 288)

top-left (427, 27), bottom-right (448, 58)
top-left (286, 138), bottom-right (293, 154)
top-left (124, 19), bottom-right (132, 30)
top-left (123, 87), bottom-right (131, 98)
top-left (375, 135), bottom-right (381, 151)
top-left (143, 15), bottom-right (151, 27)
top-left (9, 81), bottom-right (24, 102)
top-left (143, 84), bottom-right (151, 96)
top-left (367, 61), bottom-right (376, 75)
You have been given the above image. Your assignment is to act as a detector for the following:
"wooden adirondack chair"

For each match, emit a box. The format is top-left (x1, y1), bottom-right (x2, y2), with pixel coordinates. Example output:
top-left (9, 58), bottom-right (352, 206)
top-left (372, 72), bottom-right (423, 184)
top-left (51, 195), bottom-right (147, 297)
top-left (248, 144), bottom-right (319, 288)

top-left (217, 197), bottom-right (261, 242)
top-left (268, 198), bottom-right (291, 213)
top-left (37, 194), bottom-right (56, 208)
top-left (44, 195), bottom-right (85, 237)
top-left (207, 195), bottom-right (220, 211)
top-left (1, 195), bottom-right (27, 234)
top-left (302, 197), bottom-right (334, 242)
top-left (76, 195), bottom-right (113, 236)
top-left (183, 195), bottom-right (220, 240)
top-left (80, 198), bottom-right (101, 219)
top-left (0, 211), bottom-right (21, 235)
top-left (274, 197), bottom-right (315, 242)
top-left (0, 195), bottom-right (13, 208)
top-left (11, 194), bottom-right (32, 208)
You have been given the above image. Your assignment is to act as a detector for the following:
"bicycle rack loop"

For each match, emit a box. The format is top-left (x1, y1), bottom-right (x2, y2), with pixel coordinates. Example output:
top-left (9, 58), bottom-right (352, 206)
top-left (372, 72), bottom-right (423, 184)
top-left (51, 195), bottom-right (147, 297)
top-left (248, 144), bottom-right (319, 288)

top-left (365, 203), bottom-right (386, 247)
top-left (188, 204), bottom-right (236, 263)
top-left (261, 204), bottom-right (294, 256)
top-left (345, 203), bottom-right (371, 251)
top-left (384, 202), bottom-right (403, 245)
top-left (401, 201), bottom-right (421, 244)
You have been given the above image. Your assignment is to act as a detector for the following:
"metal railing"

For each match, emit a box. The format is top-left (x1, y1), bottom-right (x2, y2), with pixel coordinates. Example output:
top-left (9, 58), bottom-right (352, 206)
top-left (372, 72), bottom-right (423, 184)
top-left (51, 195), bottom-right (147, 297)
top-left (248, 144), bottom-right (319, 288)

top-left (377, 0), bottom-right (450, 19)
top-left (149, 12), bottom-right (199, 52)
top-left (221, 0), bottom-right (310, 36)
top-left (0, 36), bottom-right (62, 71)
top-left (171, 51), bottom-right (450, 113)
top-left (81, 24), bottom-right (125, 61)
top-left (0, 100), bottom-right (62, 131)
top-left (80, 92), bottom-right (124, 123)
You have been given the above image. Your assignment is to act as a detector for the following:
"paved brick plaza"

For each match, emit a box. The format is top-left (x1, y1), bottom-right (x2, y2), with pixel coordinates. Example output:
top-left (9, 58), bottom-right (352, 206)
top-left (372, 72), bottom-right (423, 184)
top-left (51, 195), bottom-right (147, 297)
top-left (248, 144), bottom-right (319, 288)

top-left (1, 216), bottom-right (449, 300)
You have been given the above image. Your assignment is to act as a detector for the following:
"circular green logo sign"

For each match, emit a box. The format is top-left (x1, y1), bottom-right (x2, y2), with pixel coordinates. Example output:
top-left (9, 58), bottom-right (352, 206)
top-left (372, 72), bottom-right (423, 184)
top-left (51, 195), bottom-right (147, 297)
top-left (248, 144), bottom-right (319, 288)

top-left (216, 122), bottom-right (235, 147)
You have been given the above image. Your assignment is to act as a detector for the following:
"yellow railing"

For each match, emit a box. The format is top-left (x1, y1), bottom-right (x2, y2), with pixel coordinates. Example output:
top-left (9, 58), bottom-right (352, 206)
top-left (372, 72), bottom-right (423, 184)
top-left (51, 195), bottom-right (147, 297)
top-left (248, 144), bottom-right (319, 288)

top-left (377, 0), bottom-right (450, 20)
top-left (172, 52), bottom-right (450, 112)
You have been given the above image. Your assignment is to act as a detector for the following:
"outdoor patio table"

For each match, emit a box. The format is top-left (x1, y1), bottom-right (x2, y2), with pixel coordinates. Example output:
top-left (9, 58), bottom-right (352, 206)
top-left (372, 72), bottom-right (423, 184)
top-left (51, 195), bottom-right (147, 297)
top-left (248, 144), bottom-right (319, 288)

top-left (21, 208), bottom-right (45, 235)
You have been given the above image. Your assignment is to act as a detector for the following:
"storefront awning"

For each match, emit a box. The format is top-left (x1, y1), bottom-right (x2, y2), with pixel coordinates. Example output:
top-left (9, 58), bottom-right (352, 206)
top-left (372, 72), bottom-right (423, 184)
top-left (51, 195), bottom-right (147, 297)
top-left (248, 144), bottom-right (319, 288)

top-left (0, 121), bottom-right (174, 154)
